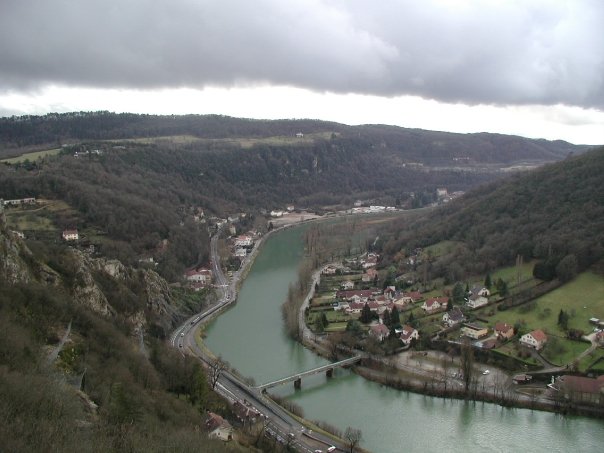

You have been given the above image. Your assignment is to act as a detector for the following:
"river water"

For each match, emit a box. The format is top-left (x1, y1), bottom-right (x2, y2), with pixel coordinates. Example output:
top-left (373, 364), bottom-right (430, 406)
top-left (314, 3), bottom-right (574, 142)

top-left (204, 226), bottom-right (604, 452)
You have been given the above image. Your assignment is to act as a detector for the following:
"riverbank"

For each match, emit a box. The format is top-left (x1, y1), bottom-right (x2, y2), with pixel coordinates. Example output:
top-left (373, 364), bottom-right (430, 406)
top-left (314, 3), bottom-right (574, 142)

top-left (296, 265), bottom-right (604, 420)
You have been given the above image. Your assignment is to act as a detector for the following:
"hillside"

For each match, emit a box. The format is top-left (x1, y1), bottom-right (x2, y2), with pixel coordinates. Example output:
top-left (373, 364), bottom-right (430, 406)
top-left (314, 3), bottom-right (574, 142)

top-left (0, 112), bottom-right (588, 163)
top-left (0, 205), bottom-right (235, 452)
top-left (379, 146), bottom-right (604, 280)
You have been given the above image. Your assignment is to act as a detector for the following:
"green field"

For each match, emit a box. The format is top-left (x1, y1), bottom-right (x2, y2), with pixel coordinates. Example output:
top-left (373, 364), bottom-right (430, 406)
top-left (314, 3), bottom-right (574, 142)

top-left (1, 148), bottom-right (61, 163)
top-left (486, 272), bottom-right (604, 335)
top-left (491, 260), bottom-right (537, 288)
top-left (423, 240), bottom-right (461, 258)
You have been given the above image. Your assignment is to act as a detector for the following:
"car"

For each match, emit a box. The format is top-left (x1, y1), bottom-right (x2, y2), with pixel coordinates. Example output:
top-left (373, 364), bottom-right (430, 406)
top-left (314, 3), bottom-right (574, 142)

top-left (327, 447), bottom-right (336, 452)
top-left (315, 450), bottom-right (323, 453)
top-left (482, 370), bottom-right (490, 375)
top-left (180, 332), bottom-right (185, 336)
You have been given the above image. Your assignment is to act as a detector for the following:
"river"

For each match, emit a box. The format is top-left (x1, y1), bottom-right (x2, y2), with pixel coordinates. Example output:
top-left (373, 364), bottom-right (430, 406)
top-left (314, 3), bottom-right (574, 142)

top-left (204, 226), bottom-right (604, 452)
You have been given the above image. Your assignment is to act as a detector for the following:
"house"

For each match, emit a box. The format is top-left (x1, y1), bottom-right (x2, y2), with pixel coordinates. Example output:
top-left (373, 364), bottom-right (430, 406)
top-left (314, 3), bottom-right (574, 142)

top-left (461, 323), bottom-right (489, 339)
top-left (336, 289), bottom-right (374, 302)
top-left (270, 210), bottom-right (284, 217)
top-left (362, 255), bottom-right (378, 269)
top-left (234, 248), bottom-right (247, 257)
top-left (62, 229), bottom-right (79, 241)
top-left (466, 293), bottom-right (488, 309)
top-left (369, 323), bottom-right (390, 341)
top-left (443, 307), bottom-right (465, 327)
top-left (296, 132), bottom-right (304, 138)
top-left (512, 374), bottom-right (533, 384)
top-left (399, 325), bottom-right (419, 345)
top-left (234, 235), bottom-right (253, 247)
top-left (205, 412), bottom-right (233, 441)
top-left (323, 265), bottom-right (338, 275)
top-left (184, 267), bottom-right (213, 284)
top-left (286, 205), bottom-right (295, 212)
top-left (494, 322), bottom-right (515, 341)
top-left (422, 297), bottom-right (447, 314)
top-left (555, 375), bottom-right (604, 405)
top-left (520, 329), bottom-right (548, 350)
top-left (340, 280), bottom-right (355, 290)
top-left (470, 286), bottom-right (490, 297)
top-left (384, 286), bottom-right (396, 300)
top-left (436, 188), bottom-right (448, 198)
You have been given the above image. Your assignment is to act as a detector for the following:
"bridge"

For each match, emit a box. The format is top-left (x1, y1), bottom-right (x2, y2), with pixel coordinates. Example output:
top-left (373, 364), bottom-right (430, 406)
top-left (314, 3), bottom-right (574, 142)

top-left (255, 356), bottom-right (362, 391)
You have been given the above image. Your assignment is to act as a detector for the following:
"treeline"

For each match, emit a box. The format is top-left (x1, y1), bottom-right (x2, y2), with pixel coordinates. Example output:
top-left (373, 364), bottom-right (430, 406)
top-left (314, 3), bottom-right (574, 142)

top-left (378, 146), bottom-right (604, 280)
top-left (0, 112), bottom-right (586, 165)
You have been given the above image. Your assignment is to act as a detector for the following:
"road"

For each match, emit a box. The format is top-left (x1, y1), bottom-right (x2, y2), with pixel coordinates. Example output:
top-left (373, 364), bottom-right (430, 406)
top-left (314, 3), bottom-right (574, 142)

top-left (170, 227), bottom-right (347, 453)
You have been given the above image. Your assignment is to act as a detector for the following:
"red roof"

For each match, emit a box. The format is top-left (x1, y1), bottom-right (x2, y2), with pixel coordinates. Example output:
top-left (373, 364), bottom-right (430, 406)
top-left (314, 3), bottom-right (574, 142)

top-left (495, 322), bottom-right (513, 333)
top-left (530, 329), bottom-right (547, 342)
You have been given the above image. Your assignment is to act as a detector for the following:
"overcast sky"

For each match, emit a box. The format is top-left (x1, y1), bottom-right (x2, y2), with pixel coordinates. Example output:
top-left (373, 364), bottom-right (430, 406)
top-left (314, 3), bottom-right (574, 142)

top-left (1, 0), bottom-right (603, 144)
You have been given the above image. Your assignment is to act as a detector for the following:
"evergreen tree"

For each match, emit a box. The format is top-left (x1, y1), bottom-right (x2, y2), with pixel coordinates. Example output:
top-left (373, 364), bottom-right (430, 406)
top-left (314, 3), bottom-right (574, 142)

top-left (382, 309), bottom-right (392, 327)
top-left (452, 282), bottom-right (465, 302)
top-left (390, 305), bottom-right (400, 327)
top-left (484, 273), bottom-right (492, 289)
top-left (360, 302), bottom-right (372, 323)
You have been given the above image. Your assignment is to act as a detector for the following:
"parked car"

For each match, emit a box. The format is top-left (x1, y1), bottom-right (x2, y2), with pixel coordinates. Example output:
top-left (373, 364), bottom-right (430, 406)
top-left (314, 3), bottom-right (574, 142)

top-left (482, 370), bottom-right (490, 375)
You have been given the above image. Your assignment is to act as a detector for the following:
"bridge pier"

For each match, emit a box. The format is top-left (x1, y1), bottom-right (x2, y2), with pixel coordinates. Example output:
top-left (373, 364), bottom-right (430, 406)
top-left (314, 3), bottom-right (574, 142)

top-left (294, 378), bottom-right (301, 390)
top-left (326, 368), bottom-right (333, 378)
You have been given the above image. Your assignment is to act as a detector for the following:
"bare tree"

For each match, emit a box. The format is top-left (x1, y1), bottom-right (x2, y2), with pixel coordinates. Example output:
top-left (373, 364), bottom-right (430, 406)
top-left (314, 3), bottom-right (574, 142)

top-left (460, 338), bottom-right (474, 393)
top-left (207, 355), bottom-right (227, 389)
top-left (344, 426), bottom-right (362, 453)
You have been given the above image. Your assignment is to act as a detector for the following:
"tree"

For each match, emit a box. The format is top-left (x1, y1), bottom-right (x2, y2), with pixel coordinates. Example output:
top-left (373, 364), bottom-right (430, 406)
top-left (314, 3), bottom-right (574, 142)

top-left (558, 309), bottom-right (570, 331)
top-left (484, 273), bottom-right (492, 289)
top-left (446, 298), bottom-right (453, 311)
top-left (382, 309), bottom-right (391, 327)
top-left (360, 303), bottom-right (372, 324)
top-left (452, 282), bottom-right (465, 303)
top-left (344, 426), bottom-right (362, 452)
top-left (460, 339), bottom-right (475, 393)
top-left (189, 366), bottom-right (209, 410)
top-left (556, 254), bottom-right (578, 282)
top-left (208, 356), bottom-right (228, 389)
top-left (390, 305), bottom-right (400, 327)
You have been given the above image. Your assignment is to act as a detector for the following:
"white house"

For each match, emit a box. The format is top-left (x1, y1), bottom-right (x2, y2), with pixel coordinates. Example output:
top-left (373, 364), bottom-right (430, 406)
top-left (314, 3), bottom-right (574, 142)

top-left (234, 248), bottom-right (247, 257)
top-left (184, 267), bottom-right (213, 284)
top-left (234, 235), bottom-right (253, 247)
top-left (442, 307), bottom-right (465, 327)
top-left (340, 280), bottom-right (355, 290)
top-left (62, 229), bottom-right (79, 241)
top-left (520, 329), bottom-right (548, 350)
top-left (205, 412), bottom-right (233, 441)
top-left (471, 286), bottom-right (490, 297)
top-left (399, 325), bottom-right (419, 345)
top-left (422, 297), bottom-right (447, 313)
top-left (466, 294), bottom-right (488, 309)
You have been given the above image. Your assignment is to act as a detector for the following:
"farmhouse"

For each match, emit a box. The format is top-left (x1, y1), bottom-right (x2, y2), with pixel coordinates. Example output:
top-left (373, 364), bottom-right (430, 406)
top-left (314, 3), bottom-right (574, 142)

top-left (520, 329), bottom-right (548, 350)
top-left (340, 280), bottom-right (355, 290)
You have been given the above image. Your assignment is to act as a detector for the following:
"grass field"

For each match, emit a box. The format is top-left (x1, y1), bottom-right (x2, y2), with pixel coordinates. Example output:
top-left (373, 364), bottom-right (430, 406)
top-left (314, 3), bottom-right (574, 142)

top-left (541, 336), bottom-right (591, 366)
top-left (423, 240), bottom-right (461, 258)
top-left (489, 272), bottom-right (604, 335)
top-left (1, 148), bottom-right (61, 163)
top-left (491, 260), bottom-right (537, 288)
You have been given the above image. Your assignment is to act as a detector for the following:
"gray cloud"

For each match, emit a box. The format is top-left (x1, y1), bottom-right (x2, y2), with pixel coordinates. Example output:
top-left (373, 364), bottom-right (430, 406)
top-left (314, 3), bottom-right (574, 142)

top-left (1, 0), bottom-right (602, 109)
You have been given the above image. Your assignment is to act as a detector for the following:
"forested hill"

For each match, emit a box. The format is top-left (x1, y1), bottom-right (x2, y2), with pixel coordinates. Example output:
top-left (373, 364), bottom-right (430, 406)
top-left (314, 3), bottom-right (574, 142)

top-left (0, 111), bottom-right (589, 164)
top-left (380, 146), bottom-right (604, 280)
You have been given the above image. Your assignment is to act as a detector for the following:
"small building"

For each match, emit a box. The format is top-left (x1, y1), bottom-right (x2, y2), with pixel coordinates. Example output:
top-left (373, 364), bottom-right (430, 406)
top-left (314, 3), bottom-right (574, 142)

top-left (470, 286), bottom-right (490, 297)
top-left (494, 322), bottom-right (515, 341)
top-left (270, 210), bottom-right (284, 217)
top-left (399, 325), bottom-right (419, 345)
top-left (205, 412), bottom-right (233, 441)
top-left (322, 265), bottom-right (338, 275)
top-left (234, 248), bottom-right (247, 257)
top-left (369, 323), bottom-right (390, 342)
top-left (62, 229), bottom-right (79, 241)
top-left (443, 307), bottom-right (465, 327)
top-left (184, 267), bottom-right (213, 285)
top-left (422, 297), bottom-right (447, 314)
top-left (520, 329), bottom-right (548, 350)
top-left (232, 400), bottom-right (261, 426)
top-left (234, 235), bottom-right (253, 247)
top-left (461, 323), bottom-right (489, 340)
top-left (340, 280), bottom-right (355, 290)
top-left (466, 293), bottom-right (488, 309)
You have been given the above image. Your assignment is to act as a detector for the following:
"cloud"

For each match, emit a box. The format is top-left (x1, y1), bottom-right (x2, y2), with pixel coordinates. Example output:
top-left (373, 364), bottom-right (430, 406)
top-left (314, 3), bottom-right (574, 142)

top-left (0, 0), bottom-right (602, 109)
